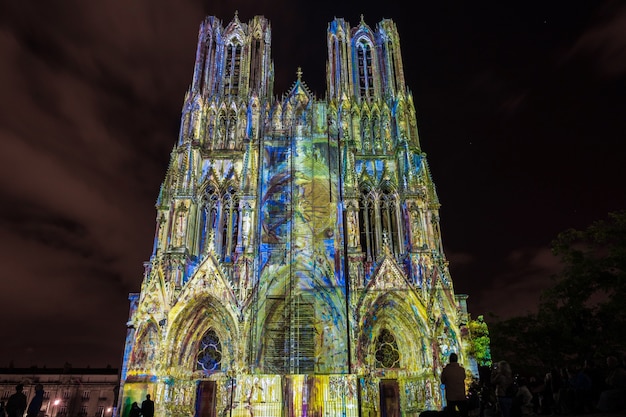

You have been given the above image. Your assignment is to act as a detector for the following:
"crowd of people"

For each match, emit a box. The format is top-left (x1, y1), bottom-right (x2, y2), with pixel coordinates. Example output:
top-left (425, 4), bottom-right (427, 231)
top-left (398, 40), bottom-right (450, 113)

top-left (0, 355), bottom-right (623, 417)
top-left (0, 387), bottom-right (154, 417)
top-left (0, 383), bottom-right (45, 417)
top-left (449, 353), bottom-right (626, 417)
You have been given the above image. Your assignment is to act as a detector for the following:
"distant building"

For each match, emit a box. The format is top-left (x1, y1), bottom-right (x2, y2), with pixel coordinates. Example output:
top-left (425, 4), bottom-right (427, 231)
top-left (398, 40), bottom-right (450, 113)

top-left (118, 13), bottom-right (473, 417)
top-left (0, 367), bottom-right (118, 417)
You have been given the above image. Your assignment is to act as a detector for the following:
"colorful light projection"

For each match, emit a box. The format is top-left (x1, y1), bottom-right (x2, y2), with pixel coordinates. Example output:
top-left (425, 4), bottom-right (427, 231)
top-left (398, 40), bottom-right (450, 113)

top-left (116, 14), bottom-right (475, 417)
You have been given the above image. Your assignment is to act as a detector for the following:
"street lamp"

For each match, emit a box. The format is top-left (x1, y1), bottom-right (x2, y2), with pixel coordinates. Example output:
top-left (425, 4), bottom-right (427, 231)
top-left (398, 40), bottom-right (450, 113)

top-left (48, 399), bottom-right (60, 417)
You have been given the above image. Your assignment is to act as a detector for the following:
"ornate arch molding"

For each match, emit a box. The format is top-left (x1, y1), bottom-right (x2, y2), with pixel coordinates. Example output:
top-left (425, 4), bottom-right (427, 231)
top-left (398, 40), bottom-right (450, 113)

top-left (166, 257), bottom-right (241, 374)
top-left (168, 298), bottom-right (236, 372)
top-left (356, 290), bottom-right (430, 375)
top-left (355, 256), bottom-right (431, 374)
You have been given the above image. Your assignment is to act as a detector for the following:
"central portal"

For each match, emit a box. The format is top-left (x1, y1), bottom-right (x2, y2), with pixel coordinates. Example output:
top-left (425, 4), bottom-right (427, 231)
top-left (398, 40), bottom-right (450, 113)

top-left (380, 379), bottom-right (400, 417)
top-left (196, 381), bottom-right (216, 417)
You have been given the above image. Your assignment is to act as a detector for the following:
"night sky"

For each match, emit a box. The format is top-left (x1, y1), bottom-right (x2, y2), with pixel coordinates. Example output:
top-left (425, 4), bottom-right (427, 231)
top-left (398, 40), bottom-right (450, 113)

top-left (1, 1), bottom-right (625, 369)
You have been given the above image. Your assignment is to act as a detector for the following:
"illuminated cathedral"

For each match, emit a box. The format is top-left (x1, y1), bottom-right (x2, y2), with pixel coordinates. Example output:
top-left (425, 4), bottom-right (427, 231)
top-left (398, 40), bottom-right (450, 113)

top-left (117, 13), bottom-right (473, 417)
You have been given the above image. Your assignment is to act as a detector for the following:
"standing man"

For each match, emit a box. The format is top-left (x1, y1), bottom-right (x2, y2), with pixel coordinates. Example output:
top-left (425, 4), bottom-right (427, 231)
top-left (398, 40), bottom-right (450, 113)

top-left (5, 384), bottom-right (27, 417)
top-left (441, 352), bottom-right (468, 417)
top-left (26, 384), bottom-right (44, 417)
top-left (141, 394), bottom-right (154, 417)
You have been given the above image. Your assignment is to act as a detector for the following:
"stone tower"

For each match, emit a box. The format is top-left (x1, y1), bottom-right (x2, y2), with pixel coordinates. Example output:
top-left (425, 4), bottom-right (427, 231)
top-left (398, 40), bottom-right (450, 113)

top-left (117, 13), bottom-right (472, 417)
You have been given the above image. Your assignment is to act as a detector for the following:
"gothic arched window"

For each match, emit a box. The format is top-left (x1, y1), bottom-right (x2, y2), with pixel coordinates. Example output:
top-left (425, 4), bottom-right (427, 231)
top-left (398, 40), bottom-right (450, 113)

top-left (223, 41), bottom-right (242, 96)
top-left (382, 39), bottom-right (397, 93)
top-left (359, 187), bottom-right (377, 261)
top-left (356, 38), bottom-right (374, 99)
top-left (375, 328), bottom-right (400, 369)
top-left (220, 186), bottom-right (239, 262)
top-left (359, 185), bottom-right (402, 260)
top-left (380, 187), bottom-right (401, 254)
top-left (196, 328), bottom-right (222, 373)
top-left (250, 38), bottom-right (262, 91)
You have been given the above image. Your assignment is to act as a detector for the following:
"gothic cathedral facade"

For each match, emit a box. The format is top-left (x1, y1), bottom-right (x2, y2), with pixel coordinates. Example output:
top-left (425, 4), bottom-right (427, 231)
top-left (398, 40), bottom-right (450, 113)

top-left (118, 13), bottom-right (472, 417)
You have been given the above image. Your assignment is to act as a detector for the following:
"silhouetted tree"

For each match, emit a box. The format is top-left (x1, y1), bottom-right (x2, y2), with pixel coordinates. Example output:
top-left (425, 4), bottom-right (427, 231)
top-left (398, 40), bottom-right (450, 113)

top-left (490, 210), bottom-right (626, 372)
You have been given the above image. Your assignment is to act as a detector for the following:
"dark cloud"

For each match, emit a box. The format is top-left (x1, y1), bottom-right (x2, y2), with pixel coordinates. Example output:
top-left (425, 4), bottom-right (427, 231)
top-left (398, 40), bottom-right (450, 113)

top-left (0, 0), bottom-right (625, 367)
top-left (454, 246), bottom-right (563, 321)
top-left (564, 0), bottom-right (626, 78)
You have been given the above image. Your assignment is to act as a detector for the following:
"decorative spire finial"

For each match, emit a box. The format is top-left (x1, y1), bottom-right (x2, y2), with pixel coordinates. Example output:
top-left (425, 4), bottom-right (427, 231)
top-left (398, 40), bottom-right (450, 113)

top-left (296, 67), bottom-right (302, 80)
top-left (360, 14), bottom-right (365, 24)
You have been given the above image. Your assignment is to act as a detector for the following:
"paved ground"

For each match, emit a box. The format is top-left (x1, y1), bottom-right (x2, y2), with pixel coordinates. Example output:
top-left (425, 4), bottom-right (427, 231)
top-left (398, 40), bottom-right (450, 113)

top-left (564, 410), bottom-right (626, 417)
top-left (533, 413), bottom-right (625, 417)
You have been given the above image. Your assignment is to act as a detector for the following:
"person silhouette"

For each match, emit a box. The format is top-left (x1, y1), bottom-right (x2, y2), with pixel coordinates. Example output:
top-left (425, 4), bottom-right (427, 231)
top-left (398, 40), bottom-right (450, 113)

top-left (491, 361), bottom-right (515, 417)
top-left (129, 402), bottom-right (141, 417)
top-left (596, 354), bottom-right (626, 412)
top-left (5, 384), bottom-right (27, 417)
top-left (441, 352), bottom-right (468, 417)
top-left (26, 384), bottom-right (44, 417)
top-left (141, 395), bottom-right (154, 417)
